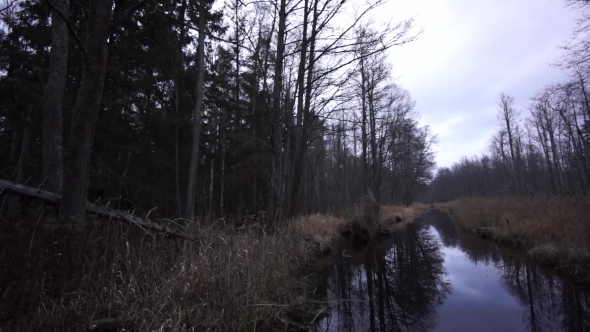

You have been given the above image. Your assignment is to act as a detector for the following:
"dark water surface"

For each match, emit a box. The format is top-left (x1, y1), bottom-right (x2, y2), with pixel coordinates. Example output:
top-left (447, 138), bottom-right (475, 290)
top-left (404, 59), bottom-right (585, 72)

top-left (313, 210), bottom-right (590, 332)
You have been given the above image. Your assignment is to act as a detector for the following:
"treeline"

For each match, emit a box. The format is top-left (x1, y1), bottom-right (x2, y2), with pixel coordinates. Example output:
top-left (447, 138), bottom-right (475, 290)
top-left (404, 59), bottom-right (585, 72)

top-left (425, 1), bottom-right (590, 202)
top-left (0, 0), bottom-right (435, 228)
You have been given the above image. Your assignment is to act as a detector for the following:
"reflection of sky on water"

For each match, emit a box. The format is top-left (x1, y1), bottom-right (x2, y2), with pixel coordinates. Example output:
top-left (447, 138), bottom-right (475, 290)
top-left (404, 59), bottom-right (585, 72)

top-left (429, 226), bottom-right (526, 332)
top-left (314, 210), bottom-right (590, 332)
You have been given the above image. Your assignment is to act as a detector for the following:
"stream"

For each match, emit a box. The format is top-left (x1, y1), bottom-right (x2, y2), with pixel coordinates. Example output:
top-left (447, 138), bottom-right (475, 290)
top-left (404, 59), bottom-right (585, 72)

top-left (312, 209), bottom-right (590, 332)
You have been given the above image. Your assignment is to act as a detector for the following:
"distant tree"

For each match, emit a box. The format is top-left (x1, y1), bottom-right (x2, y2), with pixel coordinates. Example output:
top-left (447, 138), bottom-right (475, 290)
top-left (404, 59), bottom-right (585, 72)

top-left (427, 83), bottom-right (589, 201)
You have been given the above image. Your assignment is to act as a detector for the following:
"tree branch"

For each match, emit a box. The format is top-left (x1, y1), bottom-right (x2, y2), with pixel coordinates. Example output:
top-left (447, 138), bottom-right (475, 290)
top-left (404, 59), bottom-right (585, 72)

top-left (111, 0), bottom-right (152, 28)
top-left (44, 0), bottom-right (87, 58)
top-left (0, 0), bottom-right (18, 14)
top-left (155, 7), bottom-right (256, 53)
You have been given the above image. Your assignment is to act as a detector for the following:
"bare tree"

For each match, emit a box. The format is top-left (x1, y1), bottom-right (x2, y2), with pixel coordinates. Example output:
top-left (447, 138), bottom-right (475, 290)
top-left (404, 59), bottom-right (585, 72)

top-left (428, 79), bottom-right (590, 201)
top-left (497, 93), bottom-right (520, 190)
top-left (0, 0), bottom-right (18, 16)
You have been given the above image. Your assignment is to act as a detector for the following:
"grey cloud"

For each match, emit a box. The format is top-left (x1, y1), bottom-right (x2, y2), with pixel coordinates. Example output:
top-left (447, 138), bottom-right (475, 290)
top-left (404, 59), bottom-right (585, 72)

top-left (378, 0), bottom-right (580, 167)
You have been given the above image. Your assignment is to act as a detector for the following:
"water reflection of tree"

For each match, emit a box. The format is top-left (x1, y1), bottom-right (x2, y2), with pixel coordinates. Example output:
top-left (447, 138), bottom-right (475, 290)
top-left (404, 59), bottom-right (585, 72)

top-left (501, 259), bottom-right (590, 332)
top-left (316, 224), bottom-right (451, 332)
top-left (420, 210), bottom-right (505, 265)
top-left (424, 210), bottom-right (590, 332)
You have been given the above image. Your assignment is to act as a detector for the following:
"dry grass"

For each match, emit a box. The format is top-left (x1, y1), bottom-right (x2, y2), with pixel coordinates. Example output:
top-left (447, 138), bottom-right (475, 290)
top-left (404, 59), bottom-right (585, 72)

top-left (0, 219), bottom-right (316, 331)
top-left (447, 196), bottom-right (590, 281)
top-left (380, 203), bottom-right (429, 231)
top-left (289, 203), bottom-right (431, 258)
top-left (0, 202), bottom-right (429, 331)
top-left (289, 214), bottom-right (347, 252)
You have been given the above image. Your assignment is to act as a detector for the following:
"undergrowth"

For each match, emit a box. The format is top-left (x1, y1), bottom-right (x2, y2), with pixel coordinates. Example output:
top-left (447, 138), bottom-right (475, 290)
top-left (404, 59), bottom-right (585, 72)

top-left (0, 200), bottom-right (427, 331)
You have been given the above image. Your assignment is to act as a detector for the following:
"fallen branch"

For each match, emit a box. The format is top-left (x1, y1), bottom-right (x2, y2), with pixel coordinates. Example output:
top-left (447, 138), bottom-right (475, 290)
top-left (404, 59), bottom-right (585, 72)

top-left (0, 179), bottom-right (199, 242)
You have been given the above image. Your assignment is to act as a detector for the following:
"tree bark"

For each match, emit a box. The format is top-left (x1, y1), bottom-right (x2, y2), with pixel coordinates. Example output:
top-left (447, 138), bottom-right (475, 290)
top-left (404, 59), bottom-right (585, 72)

top-left (52, 0), bottom-right (113, 295)
top-left (42, 0), bottom-right (69, 194)
top-left (233, 0), bottom-right (242, 223)
top-left (268, 0), bottom-right (286, 225)
top-left (208, 121), bottom-right (217, 215)
top-left (368, 74), bottom-right (380, 201)
top-left (59, 0), bottom-right (112, 249)
top-left (173, 0), bottom-right (187, 217)
top-left (360, 54), bottom-right (369, 194)
top-left (185, 0), bottom-right (206, 219)
top-left (287, 0), bottom-right (309, 218)
top-left (7, 107), bottom-right (33, 222)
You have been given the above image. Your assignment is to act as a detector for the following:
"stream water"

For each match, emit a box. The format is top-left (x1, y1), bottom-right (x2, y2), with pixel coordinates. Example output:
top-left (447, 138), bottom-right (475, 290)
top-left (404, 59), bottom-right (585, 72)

top-left (312, 209), bottom-right (590, 332)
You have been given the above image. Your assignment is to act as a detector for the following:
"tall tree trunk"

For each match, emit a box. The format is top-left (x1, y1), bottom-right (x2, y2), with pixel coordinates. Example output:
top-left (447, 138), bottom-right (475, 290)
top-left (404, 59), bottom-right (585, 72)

top-left (173, 0), bottom-right (187, 217)
top-left (250, 27), bottom-right (262, 213)
top-left (268, 0), bottom-right (286, 226)
top-left (360, 55), bottom-right (369, 194)
top-left (208, 121), bottom-right (217, 215)
top-left (174, 113), bottom-right (182, 216)
top-left (8, 107), bottom-right (33, 222)
top-left (185, 0), bottom-right (206, 219)
top-left (548, 123), bottom-right (563, 194)
top-left (59, 0), bottom-right (112, 229)
top-left (15, 107), bottom-right (33, 184)
top-left (558, 105), bottom-right (588, 193)
top-left (42, 0), bottom-right (69, 194)
top-left (500, 94), bottom-right (518, 191)
top-left (57, 0), bottom-right (113, 283)
top-left (536, 123), bottom-right (556, 194)
top-left (10, 127), bottom-right (18, 163)
top-left (368, 76), bottom-right (380, 201)
top-left (234, 0), bottom-right (242, 222)
top-left (220, 130), bottom-right (225, 215)
top-left (250, 29), bottom-right (261, 214)
top-left (287, 0), bottom-right (309, 218)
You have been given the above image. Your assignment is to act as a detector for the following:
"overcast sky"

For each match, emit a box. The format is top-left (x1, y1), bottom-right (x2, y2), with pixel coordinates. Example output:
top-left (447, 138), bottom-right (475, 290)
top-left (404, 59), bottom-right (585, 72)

top-left (373, 0), bottom-right (581, 168)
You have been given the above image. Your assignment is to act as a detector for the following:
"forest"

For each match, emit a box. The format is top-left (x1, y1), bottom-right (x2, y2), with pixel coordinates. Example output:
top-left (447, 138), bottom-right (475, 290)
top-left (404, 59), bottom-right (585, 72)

top-left (0, 0), bottom-right (437, 330)
top-left (1, 0), bottom-right (589, 330)
top-left (0, 0), bottom-right (434, 224)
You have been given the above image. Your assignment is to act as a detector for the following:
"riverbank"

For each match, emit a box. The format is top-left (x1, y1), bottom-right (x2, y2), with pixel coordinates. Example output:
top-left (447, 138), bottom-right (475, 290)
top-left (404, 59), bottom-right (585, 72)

top-left (294, 202), bottom-right (430, 256)
top-left (0, 203), bottom-right (426, 331)
top-left (440, 197), bottom-right (590, 282)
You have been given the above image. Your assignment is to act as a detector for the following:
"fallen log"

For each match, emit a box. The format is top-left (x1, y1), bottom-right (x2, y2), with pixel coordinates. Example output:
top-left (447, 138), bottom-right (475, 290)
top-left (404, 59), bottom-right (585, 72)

top-left (0, 179), bottom-right (198, 242)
